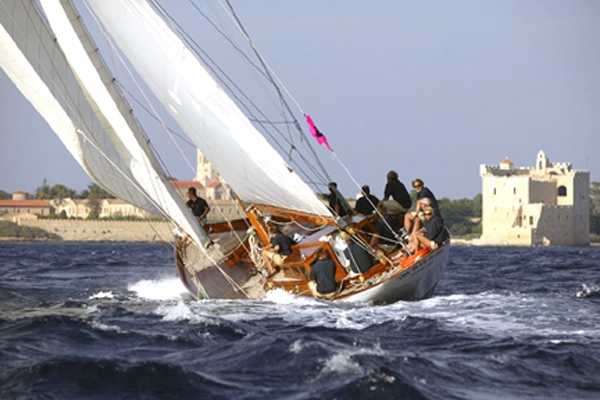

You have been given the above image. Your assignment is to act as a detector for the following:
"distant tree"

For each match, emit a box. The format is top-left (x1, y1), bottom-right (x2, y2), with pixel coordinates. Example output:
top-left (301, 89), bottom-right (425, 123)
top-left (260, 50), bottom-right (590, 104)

top-left (438, 195), bottom-right (482, 237)
top-left (471, 193), bottom-right (482, 216)
top-left (590, 181), bottom-right (600, 235)
top-left (87, 183), bottom-right (115, 199)
top-left (0, 190), bottom-right (11, 200)
top-left (50, 184), bottom-right (76, 200)
top-left (35, 179), bottom-right (51, 200)
top-left (86, 192), bottom-right (101, 219)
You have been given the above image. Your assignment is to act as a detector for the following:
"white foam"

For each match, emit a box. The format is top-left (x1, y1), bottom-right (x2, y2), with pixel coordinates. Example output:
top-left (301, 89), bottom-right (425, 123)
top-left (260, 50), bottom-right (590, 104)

top-left (264, 288), bottom-right (319, 306)
top-left (321, 353), bottom-right (363, 375)
top-left (128, 277), bottom-right (187, 300)
top-left (319, 344), bottom-right (385, 376)
top-left (89, 291), bottom-right (114, 299)
top-left (157, 301), bottom-right (195, 321)
top-left (576, 283), bottom-right (600, 298)
top-left (86, 305), bottom-right (99, 314)
top-left (90, 320), bottom-right (125, 333)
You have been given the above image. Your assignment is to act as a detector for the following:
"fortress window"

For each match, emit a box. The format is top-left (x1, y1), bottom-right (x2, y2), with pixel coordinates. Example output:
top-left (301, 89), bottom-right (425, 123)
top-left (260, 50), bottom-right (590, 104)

top-left (558, 186), bottom-right (567, 196)
top-left (529, 216), bottom-right (534, 225)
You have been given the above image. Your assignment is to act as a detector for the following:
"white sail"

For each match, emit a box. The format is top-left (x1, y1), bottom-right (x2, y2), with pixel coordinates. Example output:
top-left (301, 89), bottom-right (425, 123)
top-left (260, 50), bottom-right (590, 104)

top-left (86, 0), bottom-right (333, 218)
top-left (39, 0), bottom-right (209, 247)
top-left (0, 0), bottom-right (163, 217)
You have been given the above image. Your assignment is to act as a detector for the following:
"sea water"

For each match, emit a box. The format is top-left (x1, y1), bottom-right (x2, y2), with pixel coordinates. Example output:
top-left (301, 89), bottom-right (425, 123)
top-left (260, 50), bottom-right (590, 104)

top-left (1, 242), bottom-right (599, 399)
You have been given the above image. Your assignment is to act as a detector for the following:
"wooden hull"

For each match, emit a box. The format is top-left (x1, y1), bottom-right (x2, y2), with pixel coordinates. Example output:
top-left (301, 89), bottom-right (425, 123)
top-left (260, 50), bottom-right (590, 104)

top-left (174, 216), bottom-right (450, 304)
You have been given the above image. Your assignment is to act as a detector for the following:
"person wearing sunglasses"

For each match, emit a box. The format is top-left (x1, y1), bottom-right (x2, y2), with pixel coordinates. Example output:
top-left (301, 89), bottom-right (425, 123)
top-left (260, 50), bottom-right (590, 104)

top-left (407, 206), bottom-right (446, 253)
top-left (404, 178), bottom-right (441, 235)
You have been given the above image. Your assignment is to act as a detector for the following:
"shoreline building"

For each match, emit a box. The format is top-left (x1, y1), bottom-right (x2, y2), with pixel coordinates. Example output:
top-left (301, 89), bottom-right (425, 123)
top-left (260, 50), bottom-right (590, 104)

top-left (479, 150), bottom-right (589, 246)
top-left (170, 150), bottom-right (243, 221)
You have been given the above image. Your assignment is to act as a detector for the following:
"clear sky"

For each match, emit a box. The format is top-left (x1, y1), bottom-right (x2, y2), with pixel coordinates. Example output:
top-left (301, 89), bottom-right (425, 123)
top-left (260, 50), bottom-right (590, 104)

top-left (1, 0), bottom-right (599, 201)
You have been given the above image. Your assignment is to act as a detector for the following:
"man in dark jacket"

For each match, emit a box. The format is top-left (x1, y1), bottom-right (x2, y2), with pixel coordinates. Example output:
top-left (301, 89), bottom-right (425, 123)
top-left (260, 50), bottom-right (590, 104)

top-left (354, 185), bottom-right (379, 216)
top-left (378, 170), bottom-right (411, 217)
top-left (308, 248), bottom-right (337, 299)
top-left (186, 187), bottom-right (210, 226)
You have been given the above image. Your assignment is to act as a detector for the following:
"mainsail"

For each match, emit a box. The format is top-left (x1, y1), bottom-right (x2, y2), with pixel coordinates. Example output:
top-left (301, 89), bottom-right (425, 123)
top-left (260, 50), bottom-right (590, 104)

top-left (86, 0), bottom-right (333, 218)
top-left (0, 0), bottom-right (208, 248)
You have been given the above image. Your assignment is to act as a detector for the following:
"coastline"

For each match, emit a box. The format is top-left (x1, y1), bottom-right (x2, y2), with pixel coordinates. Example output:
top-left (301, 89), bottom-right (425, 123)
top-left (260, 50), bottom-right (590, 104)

top-left (0, 219), bottom-right (174, 243)
top-left (2, 218), bottom-right (598, 246)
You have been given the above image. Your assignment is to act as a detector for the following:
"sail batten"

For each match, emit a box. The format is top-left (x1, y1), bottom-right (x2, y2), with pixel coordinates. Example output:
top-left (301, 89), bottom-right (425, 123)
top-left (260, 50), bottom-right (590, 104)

top-left (86, 0), bottom-right (333, 218)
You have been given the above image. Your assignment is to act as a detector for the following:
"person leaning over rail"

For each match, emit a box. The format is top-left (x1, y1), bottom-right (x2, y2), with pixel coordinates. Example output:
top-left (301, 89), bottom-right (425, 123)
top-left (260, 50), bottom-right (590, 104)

top-left (407, 206), bottom-right (446, 253)
top-left (308, 248), bottom-right (337, 299)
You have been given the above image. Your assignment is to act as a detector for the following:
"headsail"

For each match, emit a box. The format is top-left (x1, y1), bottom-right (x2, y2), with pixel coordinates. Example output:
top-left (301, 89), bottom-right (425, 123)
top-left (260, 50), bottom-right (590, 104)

top-left (86, 0), bottom-right (333, 218)
top-left (39, 0), bottom-right (209, 247)
top-left (0, 0), bottom-right (155, 215)
top-left (0, 0), bottom-right (208, 247)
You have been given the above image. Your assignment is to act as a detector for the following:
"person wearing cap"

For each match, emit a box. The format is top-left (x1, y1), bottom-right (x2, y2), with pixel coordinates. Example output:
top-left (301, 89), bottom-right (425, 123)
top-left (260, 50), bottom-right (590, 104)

top-left (408, 206), bottom-right (446, 252)
top-left (404, 178), bottom-right (441, 234)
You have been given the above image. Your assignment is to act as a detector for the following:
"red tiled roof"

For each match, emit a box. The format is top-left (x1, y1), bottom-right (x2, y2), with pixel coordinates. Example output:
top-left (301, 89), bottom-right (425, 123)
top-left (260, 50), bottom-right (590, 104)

top-left (0, 200), bottom-right (52, 207)
top-left (14, 190), bottom-right (28, 194)
top-left (207, 181), bottom-right (220, 189)
top-left (500, 157), bottom-right (514, 164)
top-left (170, 180), bottom-right (203, 189)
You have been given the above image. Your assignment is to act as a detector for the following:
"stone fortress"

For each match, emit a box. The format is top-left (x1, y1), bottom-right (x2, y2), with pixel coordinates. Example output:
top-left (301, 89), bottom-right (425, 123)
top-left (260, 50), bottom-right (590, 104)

top-left (479, 150), bottom-right (589, 246)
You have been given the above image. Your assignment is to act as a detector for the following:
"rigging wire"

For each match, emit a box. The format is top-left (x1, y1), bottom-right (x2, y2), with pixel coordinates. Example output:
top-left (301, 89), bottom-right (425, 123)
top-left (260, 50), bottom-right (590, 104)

top-left (149, 1), bottom-right (331, 188)
top-left (219, 0), bottom-right (332, 185)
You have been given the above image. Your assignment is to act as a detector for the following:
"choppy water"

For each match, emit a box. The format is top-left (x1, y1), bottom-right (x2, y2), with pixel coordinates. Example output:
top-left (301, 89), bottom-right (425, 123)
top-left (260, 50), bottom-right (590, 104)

top-left (1, 242), bottom-right (599, 399)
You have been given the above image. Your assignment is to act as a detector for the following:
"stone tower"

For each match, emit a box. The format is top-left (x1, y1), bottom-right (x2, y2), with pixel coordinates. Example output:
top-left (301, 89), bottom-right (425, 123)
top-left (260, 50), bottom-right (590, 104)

top-left (479, 150), bottom-right (589, 246)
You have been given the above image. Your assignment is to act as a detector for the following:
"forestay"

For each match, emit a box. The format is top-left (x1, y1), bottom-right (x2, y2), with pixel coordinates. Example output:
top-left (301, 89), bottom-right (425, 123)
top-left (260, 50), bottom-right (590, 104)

top-left (87, 0), bottom-right (332, 218)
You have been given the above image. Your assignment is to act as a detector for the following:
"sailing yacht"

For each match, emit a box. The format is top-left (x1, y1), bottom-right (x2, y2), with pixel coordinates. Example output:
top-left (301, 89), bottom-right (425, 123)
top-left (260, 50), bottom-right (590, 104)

top-left (0, 0), bottom-right (450, 303)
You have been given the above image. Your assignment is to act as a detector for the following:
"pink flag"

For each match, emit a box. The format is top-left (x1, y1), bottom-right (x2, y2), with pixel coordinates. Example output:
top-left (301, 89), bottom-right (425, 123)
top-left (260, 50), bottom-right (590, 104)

top-left (305, 114), bottom-right (332, 150)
